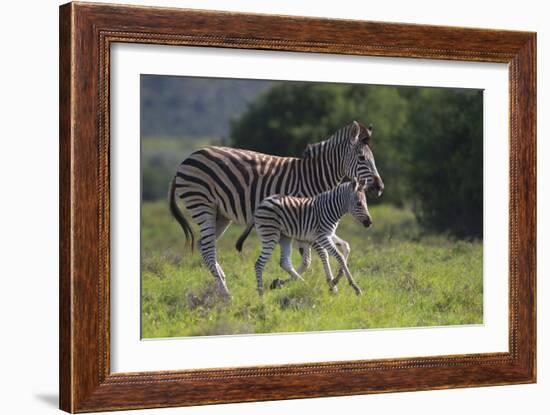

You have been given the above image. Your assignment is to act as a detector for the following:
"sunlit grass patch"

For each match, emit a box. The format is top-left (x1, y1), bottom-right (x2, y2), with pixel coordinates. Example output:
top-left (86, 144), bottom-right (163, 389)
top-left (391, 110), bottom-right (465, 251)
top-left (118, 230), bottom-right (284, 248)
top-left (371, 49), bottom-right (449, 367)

top-left (141, 201), bottom-right (483, 338)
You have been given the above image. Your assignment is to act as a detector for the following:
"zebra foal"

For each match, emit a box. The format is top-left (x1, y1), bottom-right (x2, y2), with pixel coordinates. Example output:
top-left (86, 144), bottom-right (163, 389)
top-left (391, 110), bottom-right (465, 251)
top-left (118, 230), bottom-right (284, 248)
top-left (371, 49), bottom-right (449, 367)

top-left (237, 179), bottom-right (372, 296)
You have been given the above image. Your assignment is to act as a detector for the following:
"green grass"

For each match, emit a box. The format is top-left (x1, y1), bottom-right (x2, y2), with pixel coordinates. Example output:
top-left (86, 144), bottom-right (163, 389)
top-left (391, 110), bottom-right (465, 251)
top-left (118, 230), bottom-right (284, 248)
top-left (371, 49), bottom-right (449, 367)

top-left (141, 201), bottom-right (483, 338)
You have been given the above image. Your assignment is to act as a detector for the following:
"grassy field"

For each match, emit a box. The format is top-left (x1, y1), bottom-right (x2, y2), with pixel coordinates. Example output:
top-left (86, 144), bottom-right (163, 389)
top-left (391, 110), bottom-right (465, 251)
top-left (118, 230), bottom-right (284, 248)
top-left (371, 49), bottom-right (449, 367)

top-left (141, 201), bottom-right (483, 338)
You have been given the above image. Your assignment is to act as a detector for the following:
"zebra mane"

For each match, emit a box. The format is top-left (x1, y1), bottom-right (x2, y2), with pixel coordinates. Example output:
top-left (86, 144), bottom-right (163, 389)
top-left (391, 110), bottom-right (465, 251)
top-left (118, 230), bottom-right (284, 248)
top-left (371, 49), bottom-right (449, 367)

top-left (301, 123), bottom-right (355, 159)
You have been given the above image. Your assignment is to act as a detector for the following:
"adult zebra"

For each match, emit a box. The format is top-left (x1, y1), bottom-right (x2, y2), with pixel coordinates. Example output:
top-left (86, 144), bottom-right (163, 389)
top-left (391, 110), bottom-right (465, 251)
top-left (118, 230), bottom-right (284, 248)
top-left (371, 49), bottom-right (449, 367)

top-left (169, 121), bottom-right (384, 296)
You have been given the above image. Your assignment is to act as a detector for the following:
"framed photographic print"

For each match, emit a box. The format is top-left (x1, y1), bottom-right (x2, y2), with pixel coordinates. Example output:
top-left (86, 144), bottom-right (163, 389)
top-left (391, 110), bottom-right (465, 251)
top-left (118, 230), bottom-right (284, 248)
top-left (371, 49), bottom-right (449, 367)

top-left (59, 2), bottom-right (536, 412)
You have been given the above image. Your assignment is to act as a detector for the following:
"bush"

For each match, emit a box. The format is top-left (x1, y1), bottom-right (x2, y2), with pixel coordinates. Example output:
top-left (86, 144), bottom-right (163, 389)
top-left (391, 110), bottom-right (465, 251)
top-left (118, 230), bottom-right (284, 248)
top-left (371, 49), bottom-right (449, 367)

top-left (405, 89), bottom-right (483, 238)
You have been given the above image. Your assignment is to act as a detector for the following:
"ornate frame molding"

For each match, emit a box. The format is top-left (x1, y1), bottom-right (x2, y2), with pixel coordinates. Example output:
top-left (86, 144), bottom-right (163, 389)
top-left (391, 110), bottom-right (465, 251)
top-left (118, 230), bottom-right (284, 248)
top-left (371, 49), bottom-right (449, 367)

top-left (60, 2), bottom-right (536, 412)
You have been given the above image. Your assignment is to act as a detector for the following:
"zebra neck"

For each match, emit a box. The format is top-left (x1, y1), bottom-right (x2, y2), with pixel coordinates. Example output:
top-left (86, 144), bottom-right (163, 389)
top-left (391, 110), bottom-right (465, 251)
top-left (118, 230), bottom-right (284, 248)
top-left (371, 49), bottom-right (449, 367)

top-left (298, 151), bottom-right (345, 196)
top-left (317, 187), bottom-right (348, 225)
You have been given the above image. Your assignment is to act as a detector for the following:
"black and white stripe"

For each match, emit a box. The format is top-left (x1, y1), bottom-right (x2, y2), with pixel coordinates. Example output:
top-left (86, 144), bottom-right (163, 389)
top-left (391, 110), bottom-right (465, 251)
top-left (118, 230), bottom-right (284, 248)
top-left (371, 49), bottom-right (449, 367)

top-left (169, 121), bottom-right (383, 296)
top-left (250, 179), bottom-right (371, 295)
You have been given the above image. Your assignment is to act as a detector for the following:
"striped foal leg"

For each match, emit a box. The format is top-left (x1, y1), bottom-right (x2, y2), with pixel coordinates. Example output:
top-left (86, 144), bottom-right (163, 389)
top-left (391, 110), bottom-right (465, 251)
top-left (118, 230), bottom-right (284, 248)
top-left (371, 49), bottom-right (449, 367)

top-left (196, 211), bottom-right (231, 297)
top-left (255, 234), bottom-right (279, 296)
top-left (296, 236), bottom-right (347, 276)
top-left (332, 235), bottom-right (351, 286)
top-left (319, 238), bottom-right (362, 296)
top-left (278, 236), bottom-right (305, 285)
top-left (312, 242), bottom-right (338, 293)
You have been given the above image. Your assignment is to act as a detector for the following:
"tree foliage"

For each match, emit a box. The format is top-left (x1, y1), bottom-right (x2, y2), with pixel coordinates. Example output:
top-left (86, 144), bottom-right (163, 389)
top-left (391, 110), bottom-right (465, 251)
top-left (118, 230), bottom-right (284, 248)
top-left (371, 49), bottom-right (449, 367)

top-left (405, 89), bottom-right (483, 238)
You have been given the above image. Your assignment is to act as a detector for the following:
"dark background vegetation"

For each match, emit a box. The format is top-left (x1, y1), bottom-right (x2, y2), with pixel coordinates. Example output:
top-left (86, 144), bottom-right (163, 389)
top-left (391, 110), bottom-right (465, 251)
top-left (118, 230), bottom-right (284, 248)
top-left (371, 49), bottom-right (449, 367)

top-left (141, 75), bottom-right (483, 238)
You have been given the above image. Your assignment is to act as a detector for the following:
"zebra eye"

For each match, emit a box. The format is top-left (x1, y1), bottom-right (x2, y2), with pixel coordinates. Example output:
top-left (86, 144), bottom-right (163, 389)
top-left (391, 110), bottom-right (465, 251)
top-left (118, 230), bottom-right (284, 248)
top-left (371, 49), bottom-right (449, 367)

top-left (358, 155), bottom-right (366, 161)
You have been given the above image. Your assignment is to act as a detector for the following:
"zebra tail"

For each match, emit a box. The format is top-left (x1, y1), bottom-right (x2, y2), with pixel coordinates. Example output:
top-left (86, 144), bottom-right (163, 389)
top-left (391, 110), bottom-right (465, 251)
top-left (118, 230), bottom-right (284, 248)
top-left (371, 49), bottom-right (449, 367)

top-left (235, 221), bottom-right (254, 253)
top-left (168, 176), bottom-right (195, 251)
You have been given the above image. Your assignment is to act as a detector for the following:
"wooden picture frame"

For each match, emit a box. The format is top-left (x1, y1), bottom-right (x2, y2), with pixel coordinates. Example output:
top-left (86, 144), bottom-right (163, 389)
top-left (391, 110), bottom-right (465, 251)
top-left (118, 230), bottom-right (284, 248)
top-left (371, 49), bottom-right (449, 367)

top-left (59, 2), bottom-right (536, 412)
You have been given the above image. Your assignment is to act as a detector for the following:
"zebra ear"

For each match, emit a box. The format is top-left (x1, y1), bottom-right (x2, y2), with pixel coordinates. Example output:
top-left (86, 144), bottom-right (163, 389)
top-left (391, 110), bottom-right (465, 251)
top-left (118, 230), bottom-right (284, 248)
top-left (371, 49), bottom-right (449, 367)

top-left (351, 121), bottom-right (374, 145)
top-left (358, 123), bottom-right (374, 144)
top-left (350, 121), bottom-right (361, 145)
top-left (362, 124), bottom-right (374, 144)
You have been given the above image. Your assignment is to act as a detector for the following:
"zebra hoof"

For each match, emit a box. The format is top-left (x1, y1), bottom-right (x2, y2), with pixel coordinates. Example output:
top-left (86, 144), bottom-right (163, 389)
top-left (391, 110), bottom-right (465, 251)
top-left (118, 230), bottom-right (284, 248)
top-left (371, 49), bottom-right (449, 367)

top-left (269, 278), bottom-right (285, 290)
top-left (354, 287), bottom-right (363, 296)
top-left (218, 290), bottom-right (232, 301)
top-left (215, 284), bottom-right (232, 299)
top-left (329, 285), bottom-right (339, 294)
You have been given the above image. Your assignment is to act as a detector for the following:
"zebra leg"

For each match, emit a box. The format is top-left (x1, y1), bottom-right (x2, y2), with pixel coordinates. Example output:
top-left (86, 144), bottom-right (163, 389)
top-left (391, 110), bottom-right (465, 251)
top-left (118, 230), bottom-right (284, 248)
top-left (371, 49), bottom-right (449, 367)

top-left (196, 211), bottom-right (231, 297)
top-left (255, 238), bottom-right (278, 296)
top-left (320, 238), bottom-right (362, 296)
top-left (332, 234), bottom-right (351, 286)
top-left (312, 242), bottom-right (338, 293)
top-left (214, 216), bottom-right (231, 283)
top-left (278, 236), bottom-right (305, 286)
top-left (296, 242), bottom-right (312, 275)
top-left (296, 236), bottom-right (344, 276)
